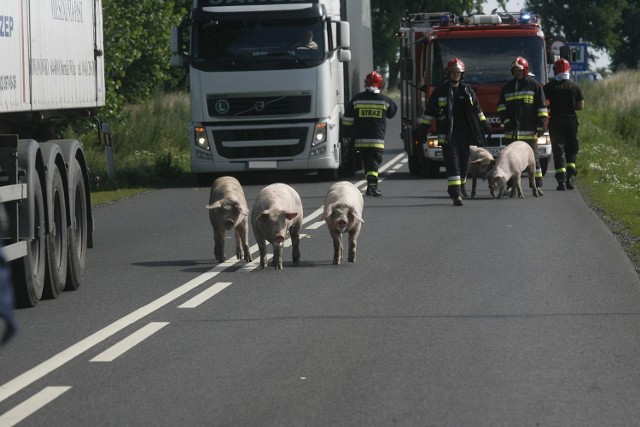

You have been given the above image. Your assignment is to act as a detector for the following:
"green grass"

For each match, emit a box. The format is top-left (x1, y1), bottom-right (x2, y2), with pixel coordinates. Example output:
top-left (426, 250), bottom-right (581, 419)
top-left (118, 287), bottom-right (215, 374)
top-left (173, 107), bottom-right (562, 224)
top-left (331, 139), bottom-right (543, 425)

top-left (577, 71), bottom-right (640, 263)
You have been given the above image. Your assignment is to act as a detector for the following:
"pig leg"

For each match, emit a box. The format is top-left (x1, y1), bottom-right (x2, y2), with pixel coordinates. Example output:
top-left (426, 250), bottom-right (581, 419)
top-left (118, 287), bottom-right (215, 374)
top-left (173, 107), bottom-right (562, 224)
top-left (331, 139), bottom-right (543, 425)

top-left (237, 224), bottom-right (252, 262)
top-left (290, 226), bottom-right (301, 266)
top-left (273, 244), bottom-right (284, 270)
top-left (331, 230), bottom-right (343, 265)
top-left (515, 174), bottom-right (525, 198)
top-left (257, 239), bottom-right (269, 269)
top-left (347, 225), bottom-right (360, 263)
top-left (528, 167), bottom-right (541, 197)
top-left (214, 228), bottom-right (226, 263)
top-left (471, 177), bottom-right (478, 198)
top-left (233, 229), bottom-right (243, 260)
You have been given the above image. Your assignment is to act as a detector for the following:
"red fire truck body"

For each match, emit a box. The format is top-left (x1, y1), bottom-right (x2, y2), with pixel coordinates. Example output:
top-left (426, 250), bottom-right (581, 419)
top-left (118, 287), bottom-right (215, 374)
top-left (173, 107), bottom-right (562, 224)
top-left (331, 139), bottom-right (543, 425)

top-left (398, 11), bottom-right (551, 177)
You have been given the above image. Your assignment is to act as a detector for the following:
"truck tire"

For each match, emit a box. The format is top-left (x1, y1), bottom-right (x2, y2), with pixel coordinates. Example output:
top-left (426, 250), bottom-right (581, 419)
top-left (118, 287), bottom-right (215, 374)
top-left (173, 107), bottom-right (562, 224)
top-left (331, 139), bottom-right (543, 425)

top-left (422, 158), bottom-right (441, 179)
top-left (12, 175), bottom-right (47, 308)
top-left (408, 152), bottom-right (421, 175)
top-left (43, 166), bottom-right (69, 299)
top-left (65, 159), bottom-right (88, 291)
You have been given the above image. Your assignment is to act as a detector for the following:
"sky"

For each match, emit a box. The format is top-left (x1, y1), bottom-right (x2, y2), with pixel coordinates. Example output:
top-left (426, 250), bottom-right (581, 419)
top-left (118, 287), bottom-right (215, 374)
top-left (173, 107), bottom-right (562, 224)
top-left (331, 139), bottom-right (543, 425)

top-left (482, 0), bottom-right (610, 70)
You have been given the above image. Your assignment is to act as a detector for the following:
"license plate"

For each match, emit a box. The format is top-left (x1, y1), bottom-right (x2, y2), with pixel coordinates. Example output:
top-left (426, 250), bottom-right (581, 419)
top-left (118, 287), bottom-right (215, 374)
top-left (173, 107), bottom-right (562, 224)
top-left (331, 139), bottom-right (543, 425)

top-left (248, 161), bottom-right (277, 169)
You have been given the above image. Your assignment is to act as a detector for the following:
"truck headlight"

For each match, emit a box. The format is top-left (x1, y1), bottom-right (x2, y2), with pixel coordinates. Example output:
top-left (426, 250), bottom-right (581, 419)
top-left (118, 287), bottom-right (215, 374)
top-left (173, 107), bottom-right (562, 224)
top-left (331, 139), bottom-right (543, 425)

top-left (427, 138), bottom-right (440, 148)
top-left (194, 126), bottom-right (210, 150)
top-left (537, 134), bottom-right (550, 145)
top-left (312, 122), bottom-right (327, 146)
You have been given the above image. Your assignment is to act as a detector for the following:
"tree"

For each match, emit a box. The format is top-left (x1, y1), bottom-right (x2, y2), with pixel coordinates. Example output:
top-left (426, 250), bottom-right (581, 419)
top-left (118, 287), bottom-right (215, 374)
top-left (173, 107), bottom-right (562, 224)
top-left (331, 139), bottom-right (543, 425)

top-left (102, 0), bottom-right (186, 117)
top-left (525, 0), bottom-right (627, 69)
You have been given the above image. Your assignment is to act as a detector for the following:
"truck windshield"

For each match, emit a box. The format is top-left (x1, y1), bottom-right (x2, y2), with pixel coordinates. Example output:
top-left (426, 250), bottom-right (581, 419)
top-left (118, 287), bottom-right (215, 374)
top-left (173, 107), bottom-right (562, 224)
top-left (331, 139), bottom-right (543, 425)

top-left (191, 17), bottom-right (325, 71)
top-left (430, 36), bottom-right (546, 85)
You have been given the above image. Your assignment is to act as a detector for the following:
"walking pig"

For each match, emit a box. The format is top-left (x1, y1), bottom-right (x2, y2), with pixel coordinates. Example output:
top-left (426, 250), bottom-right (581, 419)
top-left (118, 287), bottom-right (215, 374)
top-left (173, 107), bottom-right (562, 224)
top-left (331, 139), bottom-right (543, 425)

top-left (463, 146), bottom-right (494, 198)
top-left (206, 176), bottom-right (252, 263)
top-left (486, 140), bottom-right (543, 199)
top-left (321, 181), bottom-right (364, 264)
top-left (251, 183), bottom-right (303, 269)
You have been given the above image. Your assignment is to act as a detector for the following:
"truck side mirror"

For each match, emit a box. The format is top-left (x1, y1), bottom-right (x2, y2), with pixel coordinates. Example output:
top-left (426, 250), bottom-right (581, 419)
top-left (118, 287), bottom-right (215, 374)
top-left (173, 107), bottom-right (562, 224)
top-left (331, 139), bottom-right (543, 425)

top-left (170, 27), bottom-right (185, 67)
top-left (338, 49), bottom-right (351, 63)
top-left (339, 21), bottom-right (350, 49)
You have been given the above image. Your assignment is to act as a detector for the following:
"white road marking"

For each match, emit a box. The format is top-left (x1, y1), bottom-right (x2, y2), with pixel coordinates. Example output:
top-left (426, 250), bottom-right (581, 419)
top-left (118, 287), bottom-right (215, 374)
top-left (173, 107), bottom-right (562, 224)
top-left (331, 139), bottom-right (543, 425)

top-left (0, 154), bottom-right (408, 406)
top-left (0, 270), bottom-right (220, 403)
top-left (178, 282), bottom-right (232, 308)
top-left (90, 322), bottom-right (170, 362)
top-left (0, 386), bottom-right (70, 426)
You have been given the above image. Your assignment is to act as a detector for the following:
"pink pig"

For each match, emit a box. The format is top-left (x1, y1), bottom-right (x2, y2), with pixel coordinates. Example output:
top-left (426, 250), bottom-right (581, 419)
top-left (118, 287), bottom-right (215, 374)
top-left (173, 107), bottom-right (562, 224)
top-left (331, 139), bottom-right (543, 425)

top-left (251, 183), bottom-right (303, 269)
top-left (321, 181), bottom-right (364, 264)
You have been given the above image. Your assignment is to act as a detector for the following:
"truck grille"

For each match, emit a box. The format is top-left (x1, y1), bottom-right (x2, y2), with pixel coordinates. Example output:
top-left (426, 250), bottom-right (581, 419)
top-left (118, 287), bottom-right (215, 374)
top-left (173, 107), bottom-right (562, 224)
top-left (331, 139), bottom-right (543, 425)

top-left (212, 127), bottom-right (308, 159)
top-left (207, 95), bottom-right (311, 117)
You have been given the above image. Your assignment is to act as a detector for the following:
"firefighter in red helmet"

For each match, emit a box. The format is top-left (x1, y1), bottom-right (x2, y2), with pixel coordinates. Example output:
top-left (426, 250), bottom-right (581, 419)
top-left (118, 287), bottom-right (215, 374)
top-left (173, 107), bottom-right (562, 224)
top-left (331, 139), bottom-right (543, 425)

top-left (497, 56), bottom-right (548, 192)
top-left (419, 57), bottom-right (490, 206)
top-left (343, 71), bottom-right (397, 196)
top-left (543, 58), bottom-right (584, 190)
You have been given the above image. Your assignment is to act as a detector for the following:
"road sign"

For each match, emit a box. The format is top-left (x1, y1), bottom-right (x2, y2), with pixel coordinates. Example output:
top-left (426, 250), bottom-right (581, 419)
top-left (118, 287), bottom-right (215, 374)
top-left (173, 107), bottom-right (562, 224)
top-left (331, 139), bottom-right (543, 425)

top-left (566, 42), bottom-right (588, 71)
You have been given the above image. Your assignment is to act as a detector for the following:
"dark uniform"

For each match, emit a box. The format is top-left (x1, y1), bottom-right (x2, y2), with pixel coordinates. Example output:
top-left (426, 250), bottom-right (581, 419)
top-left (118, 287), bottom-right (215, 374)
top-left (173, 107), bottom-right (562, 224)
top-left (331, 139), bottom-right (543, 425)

top-left (343, 74), bottom-right (397, 196)
top-left (419, 58), bottom-right (488, 205)
top-left (543, 60), bottom-right (584, 190)
top-left (497, 57), bottom-right (548, 188)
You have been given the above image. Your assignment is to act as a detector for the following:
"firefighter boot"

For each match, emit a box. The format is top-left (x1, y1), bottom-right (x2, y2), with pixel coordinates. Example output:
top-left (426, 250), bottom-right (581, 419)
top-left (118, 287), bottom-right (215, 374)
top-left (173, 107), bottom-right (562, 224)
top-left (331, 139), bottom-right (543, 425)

top-left (555, 172), bottom-right (566, 191)
top-left (566, 168), bottom-right (577, 190)
top-left (448, 185), bottom-right (463, 206)
top-left (366, 175), bottom-right (382, 197)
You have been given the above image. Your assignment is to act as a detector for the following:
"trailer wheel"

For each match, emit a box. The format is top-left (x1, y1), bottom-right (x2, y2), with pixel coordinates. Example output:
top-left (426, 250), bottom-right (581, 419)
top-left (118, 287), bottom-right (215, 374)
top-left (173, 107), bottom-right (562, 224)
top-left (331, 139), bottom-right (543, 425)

top-left (65, 160), bottom-right (88, 291)
top-left (13, 175), bottom-right (47, 308)
top-left (43, 166), bottom-right (68, 299)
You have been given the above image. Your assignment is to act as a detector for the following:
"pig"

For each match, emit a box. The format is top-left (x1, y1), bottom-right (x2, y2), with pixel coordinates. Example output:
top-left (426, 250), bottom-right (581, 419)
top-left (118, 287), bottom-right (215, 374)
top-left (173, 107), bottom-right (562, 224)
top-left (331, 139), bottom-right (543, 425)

top-left (321, 181), bottom-right (365, 265)
top-left (463, 146), bottom-right (494, 198)
top-left (206, 176), bottom-right (252, 263)
top-left (251, 183), bottom-right (303, 270)
top-left (485, 140), bottom-right (543, 199)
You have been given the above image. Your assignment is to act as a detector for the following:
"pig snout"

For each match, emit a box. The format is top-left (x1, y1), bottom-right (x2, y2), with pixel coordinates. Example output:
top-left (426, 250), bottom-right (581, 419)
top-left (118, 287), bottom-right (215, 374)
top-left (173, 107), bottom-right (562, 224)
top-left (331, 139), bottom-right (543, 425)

top-left (274, 233), bottom-right (286, 247)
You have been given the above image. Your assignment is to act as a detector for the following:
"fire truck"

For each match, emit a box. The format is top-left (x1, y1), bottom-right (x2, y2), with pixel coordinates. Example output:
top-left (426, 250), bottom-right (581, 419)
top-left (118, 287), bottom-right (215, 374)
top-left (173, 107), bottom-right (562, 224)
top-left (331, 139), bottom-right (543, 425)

top-left (397, 11), bottom-right (552, 177)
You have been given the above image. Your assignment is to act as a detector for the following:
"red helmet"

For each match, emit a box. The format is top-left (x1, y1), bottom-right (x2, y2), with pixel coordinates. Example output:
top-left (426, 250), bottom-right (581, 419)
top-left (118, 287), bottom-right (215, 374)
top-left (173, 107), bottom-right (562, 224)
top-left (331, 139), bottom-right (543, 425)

top-left (511, 56), bottom-right (529, 75)
top-left (446, 57), bottom-right (465, 73)
top-left (553, 58), bottom-right (571, 74)
top-left (364, 71), bottom-right (383, 89)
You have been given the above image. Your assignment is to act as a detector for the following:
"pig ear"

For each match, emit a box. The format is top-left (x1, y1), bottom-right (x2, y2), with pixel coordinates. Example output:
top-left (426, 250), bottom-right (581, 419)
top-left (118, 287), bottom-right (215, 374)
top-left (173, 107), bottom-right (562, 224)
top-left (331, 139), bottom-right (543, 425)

top-left (321, 202), bottom-right (337, 220)
top-left (206, 200), bottom-right (223, 210)
top-left (284, 212), bottom-right (298, 220)
top-left (348, 205), bottom-right (364, 223)
top-left (470, 158), bottom-right (483, 165)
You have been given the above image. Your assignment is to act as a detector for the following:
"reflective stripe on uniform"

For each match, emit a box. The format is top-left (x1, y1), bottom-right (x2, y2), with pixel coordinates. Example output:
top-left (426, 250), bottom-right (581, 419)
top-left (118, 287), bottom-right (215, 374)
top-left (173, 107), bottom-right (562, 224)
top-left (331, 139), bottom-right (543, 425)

top-left (448, 175), bottom-right (462, 186)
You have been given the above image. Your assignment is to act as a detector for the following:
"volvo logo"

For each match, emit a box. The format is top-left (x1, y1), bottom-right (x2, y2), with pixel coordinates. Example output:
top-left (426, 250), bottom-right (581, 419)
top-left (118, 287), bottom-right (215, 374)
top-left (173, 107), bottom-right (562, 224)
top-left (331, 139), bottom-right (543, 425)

top-left (215, 99), bottom-right (230, 115)
top-left (254, 101), bottom-right (265, 112)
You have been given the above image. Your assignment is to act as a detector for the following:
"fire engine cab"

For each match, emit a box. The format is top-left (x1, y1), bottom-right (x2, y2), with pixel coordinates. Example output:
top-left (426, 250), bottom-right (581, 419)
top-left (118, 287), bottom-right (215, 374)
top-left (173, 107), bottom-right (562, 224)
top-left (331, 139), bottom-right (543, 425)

top-left (397, 11), bottom-right (552, 177)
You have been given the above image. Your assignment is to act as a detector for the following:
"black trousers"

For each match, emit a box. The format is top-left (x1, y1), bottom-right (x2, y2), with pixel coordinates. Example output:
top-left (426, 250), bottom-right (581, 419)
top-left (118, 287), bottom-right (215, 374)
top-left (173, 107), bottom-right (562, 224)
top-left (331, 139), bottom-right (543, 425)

top-left (549, 116), bottom-right (579, 176)
top-left (359, 148), bottom-right (384, 186)
top-left (442, 131), bottom-right (470, 199)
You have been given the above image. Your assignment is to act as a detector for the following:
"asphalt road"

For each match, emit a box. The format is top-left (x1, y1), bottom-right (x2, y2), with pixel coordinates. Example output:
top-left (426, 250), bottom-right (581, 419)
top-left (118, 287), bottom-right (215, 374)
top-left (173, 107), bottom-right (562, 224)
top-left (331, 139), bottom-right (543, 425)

top-left (1, 116), bottom-right (640, 426)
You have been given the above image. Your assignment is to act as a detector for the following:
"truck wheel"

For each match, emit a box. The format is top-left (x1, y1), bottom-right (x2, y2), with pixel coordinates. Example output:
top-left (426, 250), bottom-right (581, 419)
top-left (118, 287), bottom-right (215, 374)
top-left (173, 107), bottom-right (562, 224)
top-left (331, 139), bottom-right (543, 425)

top-left (408, 152), bottom-right (421, 175)
top-left (318, 169), bottom-right (339, 181)
top-left (12, 175), bottom-right (47, 307)
top-left (423, 158), bottom-right (440, 178)
top-left (540, 157), bottom-right (549, 176)
top-left (65, 160), bottom-right (88, 291)
top-left (43, 166), bottom-right (69, 299)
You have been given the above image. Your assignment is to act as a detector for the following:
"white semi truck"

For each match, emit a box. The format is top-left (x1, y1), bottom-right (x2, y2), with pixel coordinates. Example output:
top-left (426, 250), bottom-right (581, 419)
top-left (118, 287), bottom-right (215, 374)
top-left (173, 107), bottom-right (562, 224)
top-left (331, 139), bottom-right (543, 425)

top-left (170, 0), bottom-right (373, 183)
top-left (0, 0), bottom-right (105, 307)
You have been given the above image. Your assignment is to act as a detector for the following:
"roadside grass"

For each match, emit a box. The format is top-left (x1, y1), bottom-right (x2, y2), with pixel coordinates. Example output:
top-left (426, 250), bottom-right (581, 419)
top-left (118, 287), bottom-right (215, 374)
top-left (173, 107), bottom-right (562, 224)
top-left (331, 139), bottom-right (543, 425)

top-left (577, 71), bottom-right (640, 266)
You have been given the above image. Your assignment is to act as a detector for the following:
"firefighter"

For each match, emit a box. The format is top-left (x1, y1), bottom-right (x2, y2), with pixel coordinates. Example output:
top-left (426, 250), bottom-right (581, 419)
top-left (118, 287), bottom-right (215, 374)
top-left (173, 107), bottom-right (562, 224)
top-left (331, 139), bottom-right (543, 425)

top-left (497, 56), bottom-right (548, 192)
top-left (342, 71), bottom-right (397, 197)
top-left (543, 58), bottom-right (585, 190)
top-left (419, 57), bottom-right (489, 206)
